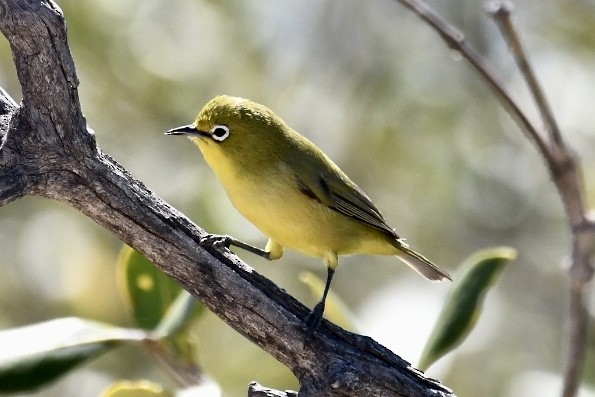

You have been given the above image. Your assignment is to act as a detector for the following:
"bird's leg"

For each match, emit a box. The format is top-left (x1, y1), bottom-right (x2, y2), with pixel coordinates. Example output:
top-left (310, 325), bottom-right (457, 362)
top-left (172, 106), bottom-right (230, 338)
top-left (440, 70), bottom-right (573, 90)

top-left (305, 266), bottom-right (335, 336)
top-left (199, 234), bottom-right (279, 260)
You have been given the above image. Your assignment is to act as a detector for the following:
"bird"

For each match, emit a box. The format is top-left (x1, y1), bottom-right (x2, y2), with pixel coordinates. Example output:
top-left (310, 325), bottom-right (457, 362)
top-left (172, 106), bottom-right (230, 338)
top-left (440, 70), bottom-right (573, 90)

top-left (166, 95), bottom-right (450, 334)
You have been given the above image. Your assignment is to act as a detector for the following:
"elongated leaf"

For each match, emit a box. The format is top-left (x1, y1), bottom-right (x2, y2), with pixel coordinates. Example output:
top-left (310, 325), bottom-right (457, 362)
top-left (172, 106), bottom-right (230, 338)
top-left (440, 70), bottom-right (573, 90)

top-left (418, 247), bottom-right (517, 371)
top-left (0, 317), bottom-right (150, 392)
top-left (153, 290), bottom-right (203, 339)
top-left (118, 245), bottom-right (205, 334)
top-left (118, 245), bottom-right (186, 330)
top-left (100, 380), bottom-right (174, 397)
top-left (118, 245), bottom-right (206, 379)
top-left (100, 379), bottom-right (221, 397)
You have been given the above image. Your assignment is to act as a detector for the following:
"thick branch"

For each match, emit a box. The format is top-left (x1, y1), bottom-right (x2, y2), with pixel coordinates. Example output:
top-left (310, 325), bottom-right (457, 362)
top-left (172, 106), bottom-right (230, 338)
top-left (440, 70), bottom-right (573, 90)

top-left (248, 382), bottom-right (298, 397)
top-left (0, 1), bottom-right (452, 396)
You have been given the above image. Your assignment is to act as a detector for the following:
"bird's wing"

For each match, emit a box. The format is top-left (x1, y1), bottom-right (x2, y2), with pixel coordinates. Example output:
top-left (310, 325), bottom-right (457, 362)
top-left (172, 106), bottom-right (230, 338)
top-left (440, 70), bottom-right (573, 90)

top-left (293, 160), bottom-right (398, 238)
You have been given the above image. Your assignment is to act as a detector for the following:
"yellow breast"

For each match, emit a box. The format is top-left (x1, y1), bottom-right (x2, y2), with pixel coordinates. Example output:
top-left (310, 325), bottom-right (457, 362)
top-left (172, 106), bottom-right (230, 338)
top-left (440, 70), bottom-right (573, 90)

top-left (196, 139), bottom-right (396, 259)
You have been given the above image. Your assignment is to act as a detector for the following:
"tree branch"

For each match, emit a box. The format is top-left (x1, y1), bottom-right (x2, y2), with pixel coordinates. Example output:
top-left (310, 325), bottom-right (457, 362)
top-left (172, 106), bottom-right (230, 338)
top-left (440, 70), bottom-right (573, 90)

top-left (488, 2), bottom-right (563, 147)
top-left (0, 1), bottom-right (453, 396)
top-left (248, 382), bottom-right (298, 397)
top-left (396, 1), bottom-right (595, 396)
top-left (395, 0), bottom-right (554, 164)
top-left (486, 5), bottom-right (593, 396)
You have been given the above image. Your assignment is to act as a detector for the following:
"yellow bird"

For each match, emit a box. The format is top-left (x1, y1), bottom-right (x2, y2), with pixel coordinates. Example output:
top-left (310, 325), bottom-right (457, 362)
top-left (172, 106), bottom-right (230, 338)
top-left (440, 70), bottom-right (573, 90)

top-left (167, 95), bottom-right (450, 333)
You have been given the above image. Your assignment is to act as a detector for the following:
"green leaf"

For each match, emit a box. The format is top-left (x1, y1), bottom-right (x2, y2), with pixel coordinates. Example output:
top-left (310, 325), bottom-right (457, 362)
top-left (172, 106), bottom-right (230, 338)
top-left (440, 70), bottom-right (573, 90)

top-left (118, 245), bottom-right (206, 376)
top-left (418, 247), bottom-right (517, 371)
top-left (100, 380), bottom-right (174, 397)
top-left (150, 290), bottom-right (206, 379)
top-left (118, 245), bottom-right (186, 330)
top-left (153, 290), bottom-right (204, 339)
top-left (0, 317), bottom-right (150, 392)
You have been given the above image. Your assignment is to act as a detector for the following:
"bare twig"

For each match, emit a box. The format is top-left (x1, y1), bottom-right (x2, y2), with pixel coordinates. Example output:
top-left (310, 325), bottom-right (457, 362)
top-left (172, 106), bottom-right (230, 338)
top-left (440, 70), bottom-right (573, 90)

top-left (396, 1), bottom-right (595, 397)
top-left (488, 2), bottom-right (563, 147)
top-left (395, 0), bottom-right (553, 164)
top-left (486, 4), bottom-right (594, 397)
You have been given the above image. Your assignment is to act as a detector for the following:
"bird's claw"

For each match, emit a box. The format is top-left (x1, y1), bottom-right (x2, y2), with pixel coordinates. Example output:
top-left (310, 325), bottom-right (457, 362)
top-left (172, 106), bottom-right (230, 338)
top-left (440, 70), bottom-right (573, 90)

top-left (305, 302), bottom-right (325, 336)
top-left (199, 233), bottom-right (233, 249)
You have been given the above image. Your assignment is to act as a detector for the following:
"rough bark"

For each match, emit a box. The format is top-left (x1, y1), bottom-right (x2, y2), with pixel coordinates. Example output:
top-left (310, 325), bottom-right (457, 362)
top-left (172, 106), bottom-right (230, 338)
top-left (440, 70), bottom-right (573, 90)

top-left (0, 1), bottom-right (453, 396)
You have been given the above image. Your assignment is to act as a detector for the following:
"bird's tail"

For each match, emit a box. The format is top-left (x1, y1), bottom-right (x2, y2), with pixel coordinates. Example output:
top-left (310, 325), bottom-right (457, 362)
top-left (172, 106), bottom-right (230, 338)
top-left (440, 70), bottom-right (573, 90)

top-left (396, 243), bottom-right (451, 282)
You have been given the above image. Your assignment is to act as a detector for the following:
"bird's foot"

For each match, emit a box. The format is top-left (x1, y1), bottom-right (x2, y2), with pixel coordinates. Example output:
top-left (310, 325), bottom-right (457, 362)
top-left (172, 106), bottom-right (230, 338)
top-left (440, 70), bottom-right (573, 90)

top-left (305, 302), bottom-right (326, 336)
top-left (199, 233), bottom-right (272, 260)
top-left (199, 233), bottom-right (233, 249)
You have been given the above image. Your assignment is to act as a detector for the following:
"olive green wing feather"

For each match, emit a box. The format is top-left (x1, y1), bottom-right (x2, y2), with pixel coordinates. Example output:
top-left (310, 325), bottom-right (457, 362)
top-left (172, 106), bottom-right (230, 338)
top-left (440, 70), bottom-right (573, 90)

top-left (289, 154), bottom-right (451, 282)
top-left (291, 156), bottom-right (398, 238)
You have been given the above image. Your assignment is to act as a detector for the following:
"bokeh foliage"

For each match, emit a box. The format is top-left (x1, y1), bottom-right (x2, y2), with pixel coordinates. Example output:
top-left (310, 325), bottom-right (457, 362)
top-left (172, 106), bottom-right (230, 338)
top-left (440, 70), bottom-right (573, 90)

top-left (0, 1), bottom-right (594, 396)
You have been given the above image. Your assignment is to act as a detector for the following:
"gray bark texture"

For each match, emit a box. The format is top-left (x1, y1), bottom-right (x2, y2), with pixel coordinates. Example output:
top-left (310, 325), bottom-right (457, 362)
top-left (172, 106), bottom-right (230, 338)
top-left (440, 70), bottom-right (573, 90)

top-left (0, 1), bottom-right (454, 396)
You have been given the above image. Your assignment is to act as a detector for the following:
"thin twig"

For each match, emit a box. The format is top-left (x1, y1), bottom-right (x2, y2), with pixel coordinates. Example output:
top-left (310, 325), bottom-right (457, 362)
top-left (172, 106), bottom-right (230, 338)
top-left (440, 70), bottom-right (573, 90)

top-left (563, 284), bottom-right (589, 397)
top-left (563, 219), bottom-right (594, 397)
top-left (395, 1), bottom-right (595, 397)
top-left (488, 2), bottom-right (564, 148)
top-left (485, 5), bottom-right (593, 397)
top-left (144, 339), bottom-right (203, 388)
top-left (395, 0), bottom-right (554, 164)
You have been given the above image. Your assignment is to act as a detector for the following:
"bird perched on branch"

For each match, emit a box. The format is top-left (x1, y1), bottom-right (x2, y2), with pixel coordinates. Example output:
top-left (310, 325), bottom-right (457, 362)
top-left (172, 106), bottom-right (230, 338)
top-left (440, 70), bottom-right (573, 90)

top-left (166, 95), bottom-right (450, 334)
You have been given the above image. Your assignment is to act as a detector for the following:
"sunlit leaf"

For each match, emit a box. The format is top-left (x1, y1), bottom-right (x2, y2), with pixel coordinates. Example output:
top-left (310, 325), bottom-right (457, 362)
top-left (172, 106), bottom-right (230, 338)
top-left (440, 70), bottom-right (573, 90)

top-left (118, 245), bottom-right (206, 378)
top-left (0, 317), bottom-right (150, 392)
top-left (153, 290), bottom-right (204, 339)
top-left (118, 245), bottom-right (187, 330)
top-left (418, 247), bottom-right (517, 371)
top-left (100, 380), bottom-right (174, 397)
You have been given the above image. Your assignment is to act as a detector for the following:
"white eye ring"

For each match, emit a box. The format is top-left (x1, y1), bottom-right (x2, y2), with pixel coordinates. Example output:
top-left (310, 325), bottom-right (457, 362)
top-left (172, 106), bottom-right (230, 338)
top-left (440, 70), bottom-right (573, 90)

top-left (210, 125), bottom-right (230, 142)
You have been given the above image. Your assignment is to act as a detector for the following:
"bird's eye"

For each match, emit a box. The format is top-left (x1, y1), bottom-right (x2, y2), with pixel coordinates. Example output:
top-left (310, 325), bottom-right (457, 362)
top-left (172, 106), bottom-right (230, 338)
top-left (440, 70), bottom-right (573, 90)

top-left (210, 125), bottom-right (230, 142)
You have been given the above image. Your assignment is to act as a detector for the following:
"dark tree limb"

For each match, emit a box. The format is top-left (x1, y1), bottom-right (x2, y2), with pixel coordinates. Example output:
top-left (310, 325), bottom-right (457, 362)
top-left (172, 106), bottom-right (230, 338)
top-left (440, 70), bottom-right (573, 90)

top-left (396, 1), bottom-right (595, 396)
top-left (0, 1), bottom-right (453, 396)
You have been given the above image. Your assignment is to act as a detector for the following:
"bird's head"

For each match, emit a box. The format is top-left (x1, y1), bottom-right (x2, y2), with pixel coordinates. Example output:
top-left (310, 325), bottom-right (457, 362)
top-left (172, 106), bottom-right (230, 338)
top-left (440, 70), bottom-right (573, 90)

top-left (166, 95), bottom-right (289, 169)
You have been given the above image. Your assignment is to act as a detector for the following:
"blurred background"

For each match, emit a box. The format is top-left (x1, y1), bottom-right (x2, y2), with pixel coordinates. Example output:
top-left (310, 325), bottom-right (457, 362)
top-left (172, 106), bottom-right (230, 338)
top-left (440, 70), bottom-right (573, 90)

top-left (0, 0), bottom-right (594, 396)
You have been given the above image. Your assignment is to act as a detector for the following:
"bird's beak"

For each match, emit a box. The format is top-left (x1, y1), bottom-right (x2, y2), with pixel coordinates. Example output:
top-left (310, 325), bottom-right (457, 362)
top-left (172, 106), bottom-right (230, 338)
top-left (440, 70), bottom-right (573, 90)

top-left (165, 124), bottom-right (207, 137)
